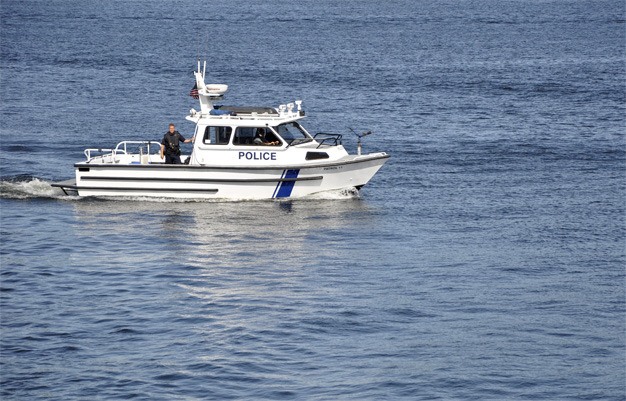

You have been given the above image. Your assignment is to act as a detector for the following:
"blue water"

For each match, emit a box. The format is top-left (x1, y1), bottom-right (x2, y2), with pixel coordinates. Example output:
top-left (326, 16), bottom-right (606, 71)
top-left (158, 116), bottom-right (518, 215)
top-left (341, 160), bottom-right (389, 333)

top-left (1, 0), bottom-right (625, 399)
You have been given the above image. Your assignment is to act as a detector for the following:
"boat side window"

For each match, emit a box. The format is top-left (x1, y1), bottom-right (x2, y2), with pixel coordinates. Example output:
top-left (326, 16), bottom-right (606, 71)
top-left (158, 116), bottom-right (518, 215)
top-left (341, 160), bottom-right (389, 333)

top-left (234, 127), bottom-right (273, 146)
top-left (273, 122), bottom-right (312, 145)
top-left (203, 126), bottom-right (232, 145)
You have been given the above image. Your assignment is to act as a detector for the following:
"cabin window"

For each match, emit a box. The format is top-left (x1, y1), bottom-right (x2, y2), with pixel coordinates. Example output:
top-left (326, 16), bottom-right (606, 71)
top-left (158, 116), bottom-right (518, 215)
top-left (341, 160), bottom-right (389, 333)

top-left (203, 126), bottom-right (231, 145)
top-left (233, 127), bottom-right (281, 146)
top-left (272, 122), bottom-right (312, 145)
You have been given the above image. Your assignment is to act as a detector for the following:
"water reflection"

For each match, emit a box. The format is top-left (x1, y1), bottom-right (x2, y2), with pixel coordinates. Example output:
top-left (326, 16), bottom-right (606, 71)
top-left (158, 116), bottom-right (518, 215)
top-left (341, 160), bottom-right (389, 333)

top-left (71, 198), bottom-right (378, 267)
top-left (70, 198), bottom-right (382, 310)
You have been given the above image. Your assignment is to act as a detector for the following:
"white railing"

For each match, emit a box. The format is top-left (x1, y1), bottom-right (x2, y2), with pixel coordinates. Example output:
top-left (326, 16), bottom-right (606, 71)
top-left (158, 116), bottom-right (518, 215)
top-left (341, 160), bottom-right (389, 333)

top-left (84, 148), bottom-right (115, 161)
top-left (84, 141), bottom-right (162, 162)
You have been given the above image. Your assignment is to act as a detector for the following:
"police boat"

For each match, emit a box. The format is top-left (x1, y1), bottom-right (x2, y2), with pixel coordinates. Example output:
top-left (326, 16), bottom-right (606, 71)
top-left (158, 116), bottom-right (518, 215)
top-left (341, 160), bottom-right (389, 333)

top-left (52, 61), bottom-right (389, 200)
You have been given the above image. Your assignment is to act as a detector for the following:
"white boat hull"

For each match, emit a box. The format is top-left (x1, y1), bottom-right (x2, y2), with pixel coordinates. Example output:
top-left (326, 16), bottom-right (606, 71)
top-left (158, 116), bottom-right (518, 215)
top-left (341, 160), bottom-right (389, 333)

top-left (63, 153), bottom-right (389, 200)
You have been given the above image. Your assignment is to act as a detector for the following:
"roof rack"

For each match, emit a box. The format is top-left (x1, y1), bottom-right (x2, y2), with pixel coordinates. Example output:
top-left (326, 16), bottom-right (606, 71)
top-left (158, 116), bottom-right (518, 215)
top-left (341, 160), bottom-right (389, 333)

top-left (215, 106), bottom-right (279, 115)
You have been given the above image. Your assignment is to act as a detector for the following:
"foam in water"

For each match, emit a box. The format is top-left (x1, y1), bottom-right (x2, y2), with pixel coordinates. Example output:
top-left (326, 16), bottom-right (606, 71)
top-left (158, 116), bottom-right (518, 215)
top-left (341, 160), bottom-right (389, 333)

top-left (0, 179), bottom-right (68, 200)
top-left (301, 187), bottom-right (361, 200)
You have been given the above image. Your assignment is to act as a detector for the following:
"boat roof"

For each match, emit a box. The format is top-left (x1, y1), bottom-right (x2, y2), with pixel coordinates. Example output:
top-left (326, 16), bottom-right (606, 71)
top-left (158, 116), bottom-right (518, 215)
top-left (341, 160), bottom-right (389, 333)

top-left (216, 106), bottom-right (278, 115)
top-left (186, 103), bottom-right (305, 126)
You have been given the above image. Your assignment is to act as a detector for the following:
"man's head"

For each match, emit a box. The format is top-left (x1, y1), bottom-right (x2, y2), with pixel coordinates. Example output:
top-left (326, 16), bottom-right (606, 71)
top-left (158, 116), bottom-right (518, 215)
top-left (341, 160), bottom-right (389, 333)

top-left (168, 124), bottom-right (175, 134)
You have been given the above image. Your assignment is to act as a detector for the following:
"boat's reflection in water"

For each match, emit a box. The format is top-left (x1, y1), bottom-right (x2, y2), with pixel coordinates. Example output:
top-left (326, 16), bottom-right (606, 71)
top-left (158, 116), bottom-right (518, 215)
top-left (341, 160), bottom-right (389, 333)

top-left (71, 194), bottom-right (377, 271)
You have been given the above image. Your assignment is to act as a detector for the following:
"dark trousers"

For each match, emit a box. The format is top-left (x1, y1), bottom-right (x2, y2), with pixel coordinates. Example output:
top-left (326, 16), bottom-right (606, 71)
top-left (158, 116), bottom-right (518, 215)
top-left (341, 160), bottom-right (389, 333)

top-left (165, 154), bottom-right (182, 164)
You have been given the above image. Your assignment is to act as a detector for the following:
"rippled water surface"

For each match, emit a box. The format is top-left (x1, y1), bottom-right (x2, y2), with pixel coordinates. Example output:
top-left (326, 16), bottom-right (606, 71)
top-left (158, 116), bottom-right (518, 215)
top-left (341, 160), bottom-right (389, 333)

top-left (1, 0), bottom-right (625, 399)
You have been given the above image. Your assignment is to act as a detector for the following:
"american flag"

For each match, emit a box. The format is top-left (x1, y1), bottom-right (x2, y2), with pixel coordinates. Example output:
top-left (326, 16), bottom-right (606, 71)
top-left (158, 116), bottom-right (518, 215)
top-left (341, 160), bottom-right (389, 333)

top-left (189, 83), bottom-right (199, 99)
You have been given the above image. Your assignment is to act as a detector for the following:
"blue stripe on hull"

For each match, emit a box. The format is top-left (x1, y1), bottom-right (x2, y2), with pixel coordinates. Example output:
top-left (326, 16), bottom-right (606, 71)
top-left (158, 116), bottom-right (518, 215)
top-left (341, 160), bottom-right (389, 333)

top-left (272, 170), bottom-right (286, 198)
top-left (274, 169), bottom-right (300, 198)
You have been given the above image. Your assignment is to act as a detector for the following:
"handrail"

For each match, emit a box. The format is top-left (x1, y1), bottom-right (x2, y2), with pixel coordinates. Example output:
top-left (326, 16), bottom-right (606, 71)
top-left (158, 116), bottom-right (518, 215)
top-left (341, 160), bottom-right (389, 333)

top-left (84, 148), bottom-right (114, 160)
top-left (85, 140), bottom-right (162, 161)
top-left (113, 140), bottom-right (162, 156)
top-left (314, 132), bottom-right (342, 148)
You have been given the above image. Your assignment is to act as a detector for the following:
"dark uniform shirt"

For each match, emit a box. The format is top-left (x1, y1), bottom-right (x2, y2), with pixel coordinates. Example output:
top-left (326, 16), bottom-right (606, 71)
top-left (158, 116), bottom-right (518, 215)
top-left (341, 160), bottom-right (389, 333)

top-left (161, 131), bottom-right (186, 156)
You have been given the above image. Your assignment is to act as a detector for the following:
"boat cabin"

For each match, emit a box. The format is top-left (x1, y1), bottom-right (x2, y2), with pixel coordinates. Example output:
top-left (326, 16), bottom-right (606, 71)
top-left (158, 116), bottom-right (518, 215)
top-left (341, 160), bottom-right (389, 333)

top-left (185, 96), bottom-right (343, 167)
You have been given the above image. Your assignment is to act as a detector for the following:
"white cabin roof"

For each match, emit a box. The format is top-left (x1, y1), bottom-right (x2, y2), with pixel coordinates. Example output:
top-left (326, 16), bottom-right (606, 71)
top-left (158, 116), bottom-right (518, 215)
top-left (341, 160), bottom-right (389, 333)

top-left (186, 102), bottom-right (305, 127)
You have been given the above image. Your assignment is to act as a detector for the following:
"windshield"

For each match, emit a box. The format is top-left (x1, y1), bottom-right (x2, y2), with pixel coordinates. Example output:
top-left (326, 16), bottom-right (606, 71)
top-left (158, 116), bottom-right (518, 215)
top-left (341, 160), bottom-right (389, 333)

top-left (273, 122), bottom-right (312, 145)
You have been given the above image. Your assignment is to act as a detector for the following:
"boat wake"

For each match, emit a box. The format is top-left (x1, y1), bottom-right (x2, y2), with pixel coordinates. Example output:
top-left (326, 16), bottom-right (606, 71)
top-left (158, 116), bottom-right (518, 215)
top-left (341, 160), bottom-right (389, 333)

top-left (302, 187), bottom-right (361, 200)
top-left (0, 178), bottom-right (71, 200)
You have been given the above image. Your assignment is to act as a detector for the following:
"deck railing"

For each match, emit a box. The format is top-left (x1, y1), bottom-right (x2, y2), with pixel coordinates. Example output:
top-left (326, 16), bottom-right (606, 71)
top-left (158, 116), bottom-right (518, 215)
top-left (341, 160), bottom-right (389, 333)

top-left (84, 141), bottom-right (161, 161)
top-left (314, 132), bottom-right (343, 148)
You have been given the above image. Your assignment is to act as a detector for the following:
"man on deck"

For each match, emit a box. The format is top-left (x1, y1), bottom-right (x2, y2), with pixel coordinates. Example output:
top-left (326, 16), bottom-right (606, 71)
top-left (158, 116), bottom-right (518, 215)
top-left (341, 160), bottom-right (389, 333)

top-left (160, 123), bottom-right (194, 164)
